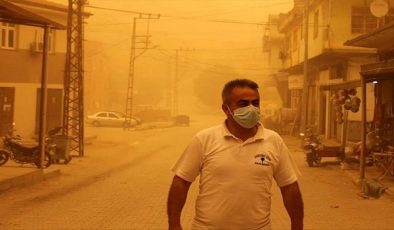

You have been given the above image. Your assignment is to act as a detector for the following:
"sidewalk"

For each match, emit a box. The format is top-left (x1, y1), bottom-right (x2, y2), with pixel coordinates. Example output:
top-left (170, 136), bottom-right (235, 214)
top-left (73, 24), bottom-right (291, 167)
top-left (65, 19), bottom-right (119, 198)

top-left (0, 121), bottom-right (176, 194)
top-left (0, 162), bottom-right (61, 193)
top-left (282, 135), bottom-right (394, 198)
top-left (0, 135), bottom-right (127, 194)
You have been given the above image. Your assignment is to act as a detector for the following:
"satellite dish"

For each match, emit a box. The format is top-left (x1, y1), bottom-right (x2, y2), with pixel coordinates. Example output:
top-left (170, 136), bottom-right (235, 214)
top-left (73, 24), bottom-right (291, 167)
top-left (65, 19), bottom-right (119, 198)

top-left (370, 0), bottom-right (389, 18)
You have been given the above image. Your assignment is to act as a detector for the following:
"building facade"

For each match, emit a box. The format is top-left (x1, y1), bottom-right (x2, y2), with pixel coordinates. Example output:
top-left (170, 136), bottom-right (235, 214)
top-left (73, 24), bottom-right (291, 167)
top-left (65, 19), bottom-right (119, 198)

top-left (0, 0), bottom-right (68, 137)
top-left (266, 0), bottom-right (393, 143)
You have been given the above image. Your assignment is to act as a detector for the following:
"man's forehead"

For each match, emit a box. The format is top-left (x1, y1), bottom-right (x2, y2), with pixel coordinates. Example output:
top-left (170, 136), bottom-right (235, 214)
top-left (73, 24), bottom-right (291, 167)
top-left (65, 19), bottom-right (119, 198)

top-left (231, 86), bottom-right (259, 97)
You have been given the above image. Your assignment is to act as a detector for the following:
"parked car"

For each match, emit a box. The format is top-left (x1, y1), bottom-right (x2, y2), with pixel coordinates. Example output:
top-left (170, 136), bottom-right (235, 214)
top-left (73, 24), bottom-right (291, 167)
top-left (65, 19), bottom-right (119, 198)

top-left (86, 111), bottom-right (140, 128)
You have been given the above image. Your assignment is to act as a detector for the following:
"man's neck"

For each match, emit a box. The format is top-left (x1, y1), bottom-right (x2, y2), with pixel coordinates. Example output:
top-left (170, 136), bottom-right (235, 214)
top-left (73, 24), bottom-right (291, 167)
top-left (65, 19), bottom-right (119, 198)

top-left (225, 119), bottom-right (258, 141)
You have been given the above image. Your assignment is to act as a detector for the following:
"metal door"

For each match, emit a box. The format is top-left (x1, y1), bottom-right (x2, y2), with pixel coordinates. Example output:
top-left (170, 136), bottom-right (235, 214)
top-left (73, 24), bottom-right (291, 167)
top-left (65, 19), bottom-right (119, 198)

top-left (36, 88), bottom-right (63, 133)
top-left (0, 87), bottom-right (15, 136)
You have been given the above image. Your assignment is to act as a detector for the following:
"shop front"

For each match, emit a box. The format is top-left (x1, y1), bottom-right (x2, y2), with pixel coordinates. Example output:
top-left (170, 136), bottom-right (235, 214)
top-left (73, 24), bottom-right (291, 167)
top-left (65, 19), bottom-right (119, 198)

top-left (345, 22), bottom-right (394, 182)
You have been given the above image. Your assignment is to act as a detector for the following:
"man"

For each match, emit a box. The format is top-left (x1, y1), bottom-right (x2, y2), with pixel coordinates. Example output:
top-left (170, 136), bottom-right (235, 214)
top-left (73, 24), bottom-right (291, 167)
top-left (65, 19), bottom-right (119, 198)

top-left (167, 79), bottom-right (303, 230)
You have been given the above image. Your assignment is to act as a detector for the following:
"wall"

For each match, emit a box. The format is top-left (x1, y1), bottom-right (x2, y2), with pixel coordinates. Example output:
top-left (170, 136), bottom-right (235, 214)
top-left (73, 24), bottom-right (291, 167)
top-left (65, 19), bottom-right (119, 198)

top-left (0, 49), bottom-right (65, 84)
top-left (0, 16), bottom-right (67, 137)
top-left (282, 0), bottom-right (386, 70)
top-left (330, 0), bottom-right (394, 48)
top-left (0, 82), bottom-right (62, 138)
top-left (18, 25), bottom-right (67, 53)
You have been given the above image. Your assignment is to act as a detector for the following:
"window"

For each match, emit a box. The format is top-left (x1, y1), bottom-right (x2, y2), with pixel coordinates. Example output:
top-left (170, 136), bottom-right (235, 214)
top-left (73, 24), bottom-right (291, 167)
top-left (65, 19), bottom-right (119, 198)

top-left (313, 10), bottom-right (319, 39)
top-left (292, 28), bottom-right (298, 51)
top-left (290, 89), bottom-right (302, 109)
top-left (300, 24), bottom-right (303, 40)
top-left (329, 63), bottom-right (347, 80)
top-left (33, 29), bottom-right (55, 52)
top-left (1, 23), bottom-right (16, 49)
top-left (97, 113), bottom-right (107, 118)
top-left (108, 113), bottom-right (118, 118)
top-left (385, 9), bottom-right (394, 24)
top-left (48, 29), bottom-right (55, 52)
top-left (285, 35), bottom-right (290, 52)
top-left (350, 7), bottom-right (393, 34)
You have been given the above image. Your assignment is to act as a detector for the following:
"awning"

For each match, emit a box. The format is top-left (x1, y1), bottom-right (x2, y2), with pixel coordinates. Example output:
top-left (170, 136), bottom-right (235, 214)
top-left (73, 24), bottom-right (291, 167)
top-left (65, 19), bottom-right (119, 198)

top-left (0, 0), bottom-right (65, 29)
top-left (320, 80), bottom-right (361, 91)
top-left (344, 22), bottom-right (394, 50)
top-left (281, 48), bottom-right (376, 74)
top-left (360, 59), bottom-right (394, 80)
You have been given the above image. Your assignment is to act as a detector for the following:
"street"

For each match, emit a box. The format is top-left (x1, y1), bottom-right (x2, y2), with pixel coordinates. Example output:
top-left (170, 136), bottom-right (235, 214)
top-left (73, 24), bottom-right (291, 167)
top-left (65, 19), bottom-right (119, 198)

top-left (0, 114), bottom-right (394, 230)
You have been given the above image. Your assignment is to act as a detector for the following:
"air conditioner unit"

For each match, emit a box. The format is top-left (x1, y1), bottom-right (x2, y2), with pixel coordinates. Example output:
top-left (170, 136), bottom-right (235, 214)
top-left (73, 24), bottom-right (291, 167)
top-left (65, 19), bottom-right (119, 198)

top-left (30, 42), bottom-right (43, 52)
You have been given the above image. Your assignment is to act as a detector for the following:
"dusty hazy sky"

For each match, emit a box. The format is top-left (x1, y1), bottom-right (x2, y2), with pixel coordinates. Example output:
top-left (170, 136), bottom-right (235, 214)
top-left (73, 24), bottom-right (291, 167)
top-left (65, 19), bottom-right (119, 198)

top-left (52, 0), bottom-right (294, 112)
top-left (53, 0), bottom-right (293, 66)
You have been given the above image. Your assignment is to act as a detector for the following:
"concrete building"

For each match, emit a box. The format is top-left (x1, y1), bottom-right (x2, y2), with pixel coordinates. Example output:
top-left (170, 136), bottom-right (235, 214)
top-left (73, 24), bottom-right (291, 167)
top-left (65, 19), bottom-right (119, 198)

top-left (267, 0), bottom-right (393, 143)
top-left (0, 0), bottom-right (68, 137)
top-left (345, 21), bottom-right (394, 180)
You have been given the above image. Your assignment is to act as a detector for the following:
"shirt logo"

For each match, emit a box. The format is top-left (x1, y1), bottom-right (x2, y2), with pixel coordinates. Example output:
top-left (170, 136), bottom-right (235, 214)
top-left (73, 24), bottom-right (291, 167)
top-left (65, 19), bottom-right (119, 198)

top-left (254, 153), bottom-right (271, 166)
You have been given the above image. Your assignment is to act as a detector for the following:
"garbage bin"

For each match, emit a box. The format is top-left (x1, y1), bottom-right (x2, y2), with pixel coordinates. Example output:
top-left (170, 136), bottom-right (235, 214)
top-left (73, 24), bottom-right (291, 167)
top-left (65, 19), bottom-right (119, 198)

top-left (51, 135), bottom-right (72, 164)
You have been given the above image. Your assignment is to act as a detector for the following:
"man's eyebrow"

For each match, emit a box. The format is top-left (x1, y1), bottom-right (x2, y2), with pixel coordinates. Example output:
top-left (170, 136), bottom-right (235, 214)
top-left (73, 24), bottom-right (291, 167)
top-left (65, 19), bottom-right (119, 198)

top-left (238, 99), bottom-right (259, 103)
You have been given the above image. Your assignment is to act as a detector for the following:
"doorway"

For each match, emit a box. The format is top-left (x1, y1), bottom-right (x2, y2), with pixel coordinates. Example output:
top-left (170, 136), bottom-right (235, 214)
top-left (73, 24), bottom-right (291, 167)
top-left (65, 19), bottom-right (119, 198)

top-left (35, 88), bottom-right (63, 134)
top-left (0, 87), bottom-right (15, 136)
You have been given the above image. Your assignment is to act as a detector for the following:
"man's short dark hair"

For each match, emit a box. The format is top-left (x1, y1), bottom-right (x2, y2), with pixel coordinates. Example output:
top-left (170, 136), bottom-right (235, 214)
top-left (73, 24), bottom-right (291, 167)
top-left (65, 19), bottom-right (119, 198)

top-left (222, 79), bottom-right (259, 104)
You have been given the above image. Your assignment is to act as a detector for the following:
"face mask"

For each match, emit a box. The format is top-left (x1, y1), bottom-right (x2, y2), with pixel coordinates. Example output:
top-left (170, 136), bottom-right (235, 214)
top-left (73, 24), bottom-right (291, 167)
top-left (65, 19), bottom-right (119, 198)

top-left (227, 105), bottom-right (261, 128)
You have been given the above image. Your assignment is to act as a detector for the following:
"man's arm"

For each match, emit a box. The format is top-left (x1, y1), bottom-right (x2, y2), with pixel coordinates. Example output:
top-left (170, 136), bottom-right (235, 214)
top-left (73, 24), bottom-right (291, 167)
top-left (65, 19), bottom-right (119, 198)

top-left (167, 175), bottom-right (192, 230)
top-left (280, 181), bottom-right (304, 230)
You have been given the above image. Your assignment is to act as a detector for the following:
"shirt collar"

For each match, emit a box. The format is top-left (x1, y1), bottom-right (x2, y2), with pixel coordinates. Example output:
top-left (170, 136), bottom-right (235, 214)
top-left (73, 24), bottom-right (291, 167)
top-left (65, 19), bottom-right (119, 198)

top-left (222, 120), bottom-right (266, 141)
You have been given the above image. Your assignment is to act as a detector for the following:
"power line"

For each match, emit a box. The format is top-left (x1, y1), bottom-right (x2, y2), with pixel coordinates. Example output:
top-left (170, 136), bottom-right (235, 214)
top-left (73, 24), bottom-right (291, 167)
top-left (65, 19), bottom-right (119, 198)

top-left (87, 5), bottom-right (160, 16)
top-left (154, 48), bottom-right (272, 71)
top-left (86, 5), bottom-right (267, 25)
top-left (88, 0), bottom-right (291, 20)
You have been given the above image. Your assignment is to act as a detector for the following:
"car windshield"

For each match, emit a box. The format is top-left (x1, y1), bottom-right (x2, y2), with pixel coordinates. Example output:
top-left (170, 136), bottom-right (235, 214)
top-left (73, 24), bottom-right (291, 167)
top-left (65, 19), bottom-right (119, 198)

top-left (113, 112), bottom-right (125, 118)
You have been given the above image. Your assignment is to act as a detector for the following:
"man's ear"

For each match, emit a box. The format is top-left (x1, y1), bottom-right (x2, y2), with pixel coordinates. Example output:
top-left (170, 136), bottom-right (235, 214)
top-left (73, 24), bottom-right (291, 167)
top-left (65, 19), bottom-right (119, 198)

top-left (222, 104), bottom-right (231, 115)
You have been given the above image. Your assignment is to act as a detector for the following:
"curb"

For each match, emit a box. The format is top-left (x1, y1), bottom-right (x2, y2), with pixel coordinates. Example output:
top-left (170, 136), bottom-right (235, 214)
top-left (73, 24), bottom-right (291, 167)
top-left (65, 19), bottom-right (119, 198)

top-left (341, 167), bottom-right (394, 199)
top-left (0, 144), bottom-right (165, 195)
top-left (0, 168), bottom-right (61, 194)
top-left (341, 168), bottom-right (362, 186)
top-left (43, 168), bottom-right (62, 180)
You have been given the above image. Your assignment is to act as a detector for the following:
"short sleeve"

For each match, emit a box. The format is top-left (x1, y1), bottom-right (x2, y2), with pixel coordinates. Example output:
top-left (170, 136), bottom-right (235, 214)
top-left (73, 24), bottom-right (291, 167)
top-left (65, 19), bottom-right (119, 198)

top-left (273, 136), bottom-right (300, 187)
top-left (171, 135), bottom-right (203, 182)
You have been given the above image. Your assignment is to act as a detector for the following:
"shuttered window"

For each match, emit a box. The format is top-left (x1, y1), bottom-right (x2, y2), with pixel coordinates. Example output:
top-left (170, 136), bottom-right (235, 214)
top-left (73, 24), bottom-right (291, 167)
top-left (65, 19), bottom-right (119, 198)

top-left (352, 7), bottom-right (394, 34)
top-left (0, 23), bottom-right (16, 49)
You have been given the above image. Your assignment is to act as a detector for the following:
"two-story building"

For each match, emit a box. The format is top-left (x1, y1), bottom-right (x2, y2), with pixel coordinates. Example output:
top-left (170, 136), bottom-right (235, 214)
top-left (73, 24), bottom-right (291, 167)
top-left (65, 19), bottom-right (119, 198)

top-left (268, 0), bottom-right (393, 143)
top-left (345, 21), bottom-right (394, 180)
top-left (0, 0), bottom-right (68, 137)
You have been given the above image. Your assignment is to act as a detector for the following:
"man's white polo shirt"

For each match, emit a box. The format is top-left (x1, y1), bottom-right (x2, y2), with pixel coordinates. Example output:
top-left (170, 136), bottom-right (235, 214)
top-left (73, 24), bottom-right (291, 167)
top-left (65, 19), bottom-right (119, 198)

top-left (172, 122), bottom-right (300, 230)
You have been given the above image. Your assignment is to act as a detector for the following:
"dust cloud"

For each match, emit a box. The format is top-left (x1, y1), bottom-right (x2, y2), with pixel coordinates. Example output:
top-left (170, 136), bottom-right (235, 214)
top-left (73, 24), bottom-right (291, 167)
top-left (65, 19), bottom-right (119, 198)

top-left (52, 0), bottom-right (292, 122)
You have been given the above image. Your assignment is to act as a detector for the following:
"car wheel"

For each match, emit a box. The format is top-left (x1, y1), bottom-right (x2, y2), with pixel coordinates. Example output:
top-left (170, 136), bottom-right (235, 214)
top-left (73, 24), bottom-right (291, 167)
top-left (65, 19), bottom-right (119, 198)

top-left (0, 150), bottom-right (9, 166)
top-left (92, 121), bottom-right (100, 127)
top-left (123, 122), bottom-right (131, 128)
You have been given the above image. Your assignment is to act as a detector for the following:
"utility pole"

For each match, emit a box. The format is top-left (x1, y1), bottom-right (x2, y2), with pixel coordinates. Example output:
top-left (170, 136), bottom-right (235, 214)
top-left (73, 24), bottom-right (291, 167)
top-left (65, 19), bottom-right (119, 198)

top-left (125, 14), bottom-right (159, 129)
top-left (64, 0), bottom-right (86, 157)
top-left (39, 25), bottom-right (49, 168)
top-left (172, 48), bottom-right (193, 116)
top-left (173, 49), bottom-right (179, 115)
top-left (300, 0), bottom-right (310, 134)
top-left (166, 58), bottom-right (172, 111)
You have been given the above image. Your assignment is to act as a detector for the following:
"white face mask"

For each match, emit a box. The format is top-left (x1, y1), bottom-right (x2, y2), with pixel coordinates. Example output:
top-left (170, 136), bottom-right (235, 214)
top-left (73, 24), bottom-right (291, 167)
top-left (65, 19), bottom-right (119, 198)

top-left (226, 105), bottom-right (261, 128)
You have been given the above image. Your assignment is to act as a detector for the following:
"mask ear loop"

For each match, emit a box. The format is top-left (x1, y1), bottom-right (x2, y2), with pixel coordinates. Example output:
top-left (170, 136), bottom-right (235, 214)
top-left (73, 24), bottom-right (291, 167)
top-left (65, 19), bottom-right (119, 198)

top-left (224, 104), bottom-right (233, 116)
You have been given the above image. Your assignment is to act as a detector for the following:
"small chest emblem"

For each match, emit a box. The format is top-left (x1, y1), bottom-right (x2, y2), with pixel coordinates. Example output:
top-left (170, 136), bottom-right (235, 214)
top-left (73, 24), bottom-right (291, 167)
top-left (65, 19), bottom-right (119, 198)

top-left (254, 153), bottom-right (271, 166)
